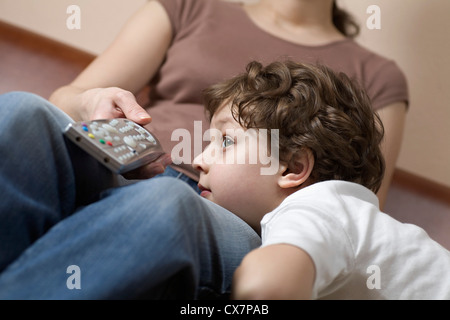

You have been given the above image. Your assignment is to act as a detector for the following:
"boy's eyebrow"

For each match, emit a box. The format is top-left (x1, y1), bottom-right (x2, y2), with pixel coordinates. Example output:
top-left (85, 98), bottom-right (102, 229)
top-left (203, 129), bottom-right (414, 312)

top-left (212, 114), bottom-right (236, 128)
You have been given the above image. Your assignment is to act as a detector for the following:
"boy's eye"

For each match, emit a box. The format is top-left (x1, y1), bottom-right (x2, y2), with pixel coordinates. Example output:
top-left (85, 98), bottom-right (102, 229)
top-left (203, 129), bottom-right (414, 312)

top-left (222, 136), bottom-right (234, 148)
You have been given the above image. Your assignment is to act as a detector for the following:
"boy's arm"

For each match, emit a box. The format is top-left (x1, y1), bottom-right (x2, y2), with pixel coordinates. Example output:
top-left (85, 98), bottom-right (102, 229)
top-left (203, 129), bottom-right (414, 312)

top-left (231, 244), bottom-right (315, 300)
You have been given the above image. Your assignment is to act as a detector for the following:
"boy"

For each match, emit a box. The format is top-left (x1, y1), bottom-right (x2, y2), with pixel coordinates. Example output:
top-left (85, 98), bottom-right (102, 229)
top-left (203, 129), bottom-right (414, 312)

top-left (192, 60), bottom-right (450, 299)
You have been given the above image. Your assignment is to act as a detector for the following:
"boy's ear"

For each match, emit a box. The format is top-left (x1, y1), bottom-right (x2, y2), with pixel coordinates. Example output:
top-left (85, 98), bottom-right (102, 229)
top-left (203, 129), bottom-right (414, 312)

top-left (278, 149), bottom-right (314, 189)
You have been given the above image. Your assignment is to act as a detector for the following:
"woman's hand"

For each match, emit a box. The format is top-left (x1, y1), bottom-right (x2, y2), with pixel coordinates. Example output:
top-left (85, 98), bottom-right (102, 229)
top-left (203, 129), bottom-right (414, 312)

top-left (80, 87), bottom-right (152, 126)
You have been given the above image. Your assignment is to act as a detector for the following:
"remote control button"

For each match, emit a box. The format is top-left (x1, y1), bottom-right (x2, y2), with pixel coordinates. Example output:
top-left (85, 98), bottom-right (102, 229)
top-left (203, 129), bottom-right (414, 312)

top-left (118, 152), bottom-right (137, 162)
top-left (123, 136), bottom-right (137, 148)
top-left (88, 133), bottom-right (95, 139)
top-left (114, 146), bottom-right (127, 153)
top-left (119, 125), bottom-right (132, 133)
top-left (102, 124), bottom-right (119, 133)
top-left (147, 136), bottom-right (156, 144)
top-left (109, 119), bottom-right (119, 127)
top-left (93, 129), bottom-right (105, 138)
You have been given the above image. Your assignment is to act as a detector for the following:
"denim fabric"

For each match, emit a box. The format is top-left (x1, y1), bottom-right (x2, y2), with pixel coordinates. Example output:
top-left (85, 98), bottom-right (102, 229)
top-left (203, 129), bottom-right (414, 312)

top-left (155, 166), bottom-right (201, 193)
top-left (0, 92), bottom-right (260, 299)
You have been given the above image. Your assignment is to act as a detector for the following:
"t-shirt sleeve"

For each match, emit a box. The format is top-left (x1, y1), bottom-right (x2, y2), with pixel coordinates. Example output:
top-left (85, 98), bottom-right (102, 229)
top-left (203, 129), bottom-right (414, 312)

top-left (365, 58), bottom-right (409, 111)
top-left (157, 0), bottom-right (206, 41)
top-left (262, 204), bottom-right (355, 299)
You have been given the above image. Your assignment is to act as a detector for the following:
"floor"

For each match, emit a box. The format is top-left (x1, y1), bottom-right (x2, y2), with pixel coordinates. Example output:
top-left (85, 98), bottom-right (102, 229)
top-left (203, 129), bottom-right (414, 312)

top-left (385, 178), bottom-right (450, 250)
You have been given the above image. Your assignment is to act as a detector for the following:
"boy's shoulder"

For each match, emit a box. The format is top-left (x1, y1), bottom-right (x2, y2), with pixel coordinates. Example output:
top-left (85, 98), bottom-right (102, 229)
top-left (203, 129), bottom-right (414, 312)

top-left (278, 180), bottom-right (378, 212)
top-left (261, 180), bottom-right (380, 236)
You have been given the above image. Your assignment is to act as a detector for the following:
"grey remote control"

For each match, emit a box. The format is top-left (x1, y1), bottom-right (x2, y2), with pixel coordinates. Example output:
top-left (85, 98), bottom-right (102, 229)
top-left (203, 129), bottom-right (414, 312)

top-left (64, 119), bottom-right (165, 174)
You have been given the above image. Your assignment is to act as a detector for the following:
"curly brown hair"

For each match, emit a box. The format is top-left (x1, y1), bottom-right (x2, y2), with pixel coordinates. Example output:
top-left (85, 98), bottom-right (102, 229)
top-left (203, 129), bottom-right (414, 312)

top-left (202, 60), bottom-right (385, 193)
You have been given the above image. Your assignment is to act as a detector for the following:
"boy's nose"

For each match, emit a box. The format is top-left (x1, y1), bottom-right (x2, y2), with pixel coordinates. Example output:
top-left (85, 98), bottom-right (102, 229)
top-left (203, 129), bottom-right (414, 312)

top-left (193, 152), bottom-right (208, 173)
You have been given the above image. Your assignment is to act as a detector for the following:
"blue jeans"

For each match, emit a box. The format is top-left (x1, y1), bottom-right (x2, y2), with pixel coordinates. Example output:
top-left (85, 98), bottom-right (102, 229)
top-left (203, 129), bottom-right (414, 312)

top-left (0, 92), bottom-right (260, 299)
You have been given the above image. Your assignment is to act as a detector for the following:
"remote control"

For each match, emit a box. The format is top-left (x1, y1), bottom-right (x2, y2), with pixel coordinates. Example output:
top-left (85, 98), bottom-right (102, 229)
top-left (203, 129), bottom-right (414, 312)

top-left (64, 119), bottom-right (165, 174)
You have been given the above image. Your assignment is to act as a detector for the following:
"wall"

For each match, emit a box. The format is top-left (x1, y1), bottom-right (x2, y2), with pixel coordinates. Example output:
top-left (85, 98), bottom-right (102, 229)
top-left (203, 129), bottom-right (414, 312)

top-left (0, 0), bottom-right (449, 187)
top-left (339, 0), bottom-right (450, 187)
top-left (0, 0), bottom-right (146, 55)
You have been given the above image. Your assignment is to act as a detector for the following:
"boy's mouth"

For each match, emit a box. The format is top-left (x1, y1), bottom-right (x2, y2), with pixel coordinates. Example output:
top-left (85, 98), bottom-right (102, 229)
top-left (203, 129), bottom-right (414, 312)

top-left (198, 184), bottom-right (212, 198)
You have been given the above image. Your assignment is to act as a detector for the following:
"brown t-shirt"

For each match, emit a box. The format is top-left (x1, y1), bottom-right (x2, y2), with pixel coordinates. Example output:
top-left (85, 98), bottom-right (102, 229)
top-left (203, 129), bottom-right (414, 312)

top-left (145, 0), bottom-right (409, 179)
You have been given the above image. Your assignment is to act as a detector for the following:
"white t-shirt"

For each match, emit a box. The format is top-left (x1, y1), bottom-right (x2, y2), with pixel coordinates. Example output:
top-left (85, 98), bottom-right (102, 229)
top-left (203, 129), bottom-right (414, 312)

top-left (261, 180), bottom-right (450, 299)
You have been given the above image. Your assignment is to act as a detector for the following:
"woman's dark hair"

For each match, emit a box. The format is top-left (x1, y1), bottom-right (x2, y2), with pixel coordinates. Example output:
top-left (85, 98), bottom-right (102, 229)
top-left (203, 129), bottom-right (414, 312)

top-left (203, 60), bottom-right (385, 193)
top-left (332, 0), bottom-right (360, 38)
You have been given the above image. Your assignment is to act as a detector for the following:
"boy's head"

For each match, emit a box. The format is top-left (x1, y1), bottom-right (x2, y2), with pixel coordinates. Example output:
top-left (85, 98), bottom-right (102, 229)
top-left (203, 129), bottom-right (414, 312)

top-left (193, 60), bottom-right (385, 231)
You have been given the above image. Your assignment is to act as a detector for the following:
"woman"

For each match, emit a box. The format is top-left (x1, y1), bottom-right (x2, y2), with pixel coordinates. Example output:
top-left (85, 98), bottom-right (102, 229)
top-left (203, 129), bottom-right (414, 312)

top-left (0, 0), bottom-right (407, 299)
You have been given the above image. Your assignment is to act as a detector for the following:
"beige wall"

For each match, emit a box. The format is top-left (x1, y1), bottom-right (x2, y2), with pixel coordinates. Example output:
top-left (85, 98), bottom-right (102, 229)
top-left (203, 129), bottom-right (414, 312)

top-left (0, 0), bottom-right (146, 55)
top-left (339, 0), bottom-right (450, 187)
top-left (1, 0), bottom-right (449, 187)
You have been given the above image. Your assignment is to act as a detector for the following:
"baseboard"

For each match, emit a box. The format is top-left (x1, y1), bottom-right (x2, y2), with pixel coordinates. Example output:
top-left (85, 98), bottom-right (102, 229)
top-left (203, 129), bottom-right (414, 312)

top-left (392, 168), bottom-right (450, 206)
top-left (0, 19), bottom-right (151, 105)
top-left (0, 20), bottom-right (95, 62)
